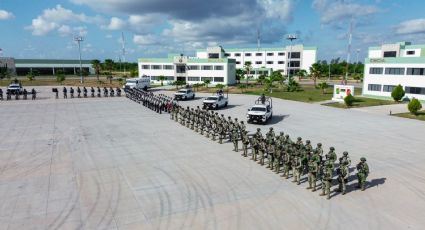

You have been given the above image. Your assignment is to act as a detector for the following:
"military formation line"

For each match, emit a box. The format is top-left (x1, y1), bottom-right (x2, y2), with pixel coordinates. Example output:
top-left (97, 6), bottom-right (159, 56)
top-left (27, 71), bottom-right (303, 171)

top-left (125, 88), bottom-right (370, 200)
top-left (53, 86), bottom-right (122, 99)
top-left (0, 88), bottom-right (37, 101)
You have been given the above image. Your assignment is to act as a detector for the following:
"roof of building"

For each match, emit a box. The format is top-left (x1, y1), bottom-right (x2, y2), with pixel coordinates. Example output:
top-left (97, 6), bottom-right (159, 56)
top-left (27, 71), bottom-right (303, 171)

top-left (14, 59), bottom-right (92, 65)
top-left (368, 42), bottom-right (425, 51)
top-left (197, 46), bottom-right (317, 53)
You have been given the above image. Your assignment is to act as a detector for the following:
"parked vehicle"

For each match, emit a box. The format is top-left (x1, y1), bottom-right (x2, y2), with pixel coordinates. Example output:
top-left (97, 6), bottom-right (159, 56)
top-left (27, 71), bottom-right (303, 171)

top-left (123, 76), bottom-right (150, 91)
top-left (202, 92), bottom-right (228, 110)
top-left (174, 88), bottom-right (195, 100)
top-left (247, 96), bottom-right (273, 124)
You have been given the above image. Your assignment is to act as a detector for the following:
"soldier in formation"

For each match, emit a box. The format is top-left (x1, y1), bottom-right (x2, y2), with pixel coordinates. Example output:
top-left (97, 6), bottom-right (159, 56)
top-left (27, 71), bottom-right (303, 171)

top-left (125, 91), bottom-right (370, 200)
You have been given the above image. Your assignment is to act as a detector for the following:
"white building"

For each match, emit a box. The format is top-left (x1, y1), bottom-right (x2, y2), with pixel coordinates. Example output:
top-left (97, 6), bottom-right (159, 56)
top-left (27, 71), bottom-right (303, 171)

top-left (138, 47), bottom-right (236, 85)
top-left (196, 45), bottom-right (317, 77)
top-left (363, 42), bottom-right (425, 101)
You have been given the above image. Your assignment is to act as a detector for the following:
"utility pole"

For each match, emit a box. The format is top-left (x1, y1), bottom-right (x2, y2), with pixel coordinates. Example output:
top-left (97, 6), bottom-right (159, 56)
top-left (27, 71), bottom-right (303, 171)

top-left (286, 34), bottom-right (297, 82)
top-left (121, 32), bottom-right (126, 75)
top-left (74, 36), bottom-right (84, 83)
top-left (344, 18), bottom-right (354, 85)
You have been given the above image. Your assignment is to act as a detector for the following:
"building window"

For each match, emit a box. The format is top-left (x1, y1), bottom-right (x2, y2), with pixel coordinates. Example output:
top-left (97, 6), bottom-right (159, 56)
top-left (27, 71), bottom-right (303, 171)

top-left (288, 61), bottom-right (300, 67)
top-left (208, 53), bottom-right (219, 59)
top-left (163, 65), bottom-right (174, 70)
top-left (236, 61), bottom-right (241, 64)
top-left (188, 77), bottom-right (200, 81)
top-left (166, 76), bottom-right (174, 81)
top-left (249, 71), bottom-right (256, 74)
top-left (278, 52), bottom-right (285, 56)
top-left (224, 53), bottom-right (230, 57)
top-left (369, 67), bottom-right (383, 74)
top-left (405, 87), bottom-right (425, 95)
top-left (214, 77), bottom-right (224, 82)
top-left (266, 61), bottom-right (273, 64)
top-left (383, 51), bottom-right (397, 57)
top-left (255, 61), bottom-right (262, 65)
top-left (407, 50), bottom-right (415, 55)
top-left (368, 84), bottom-right (382, 92)
top-left (278, 61), bottom-right (285, 64)
top-left (406, 68), bottom-right (425, 75)
top-left (201, 65), bottom-right (212, 70)
top-left (244, 61), bottom-right (252, 65)
top-left (152, 65), bottom-right (162, 70)
top-left (176, 65), bottom-right (186, 73)
top-left (188, 65), bottom-right (199, 70)
top-left (214, 66), bottom-right (224, 70)
top-left (256, 53), bottom-right (262, 56)
top-left (141, 65), bottom-right (150, 69)
top-left (290, 52), bottom-right (301, 58)
top-left (245, 53), bottom-right (252, 57)
top-left (267, 53), bottom-right (274, 56)
top-left (383, 85), bottom-right (396, 92)
top-left (201, 77), bottom-right (213, 81)
top-left (385, 68), bottom-right (405, 75)
top-left (151, 76), bottom-right (159, 81)
top-left (235, 53), bottom-right (241, 57)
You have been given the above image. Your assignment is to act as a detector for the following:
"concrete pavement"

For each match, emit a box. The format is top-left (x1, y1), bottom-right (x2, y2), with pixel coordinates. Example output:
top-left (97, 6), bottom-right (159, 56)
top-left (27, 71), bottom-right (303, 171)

top-left (0, 87), bottom-right (424, 229)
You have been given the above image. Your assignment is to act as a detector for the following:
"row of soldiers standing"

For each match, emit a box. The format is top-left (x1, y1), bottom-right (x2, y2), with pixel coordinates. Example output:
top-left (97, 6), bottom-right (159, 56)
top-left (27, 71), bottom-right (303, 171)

top-left (0, 88), bottom-right (37, 100)
top-left (170, 104), bottom-right (370, 200)
top-left (57, 86), bottom-right (122, 99)
top-left (124, 90), bottom-right (370, 200)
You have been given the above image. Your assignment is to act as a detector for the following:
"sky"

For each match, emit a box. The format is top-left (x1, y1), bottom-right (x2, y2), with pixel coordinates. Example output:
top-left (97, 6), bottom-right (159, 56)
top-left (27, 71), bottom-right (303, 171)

top-left (1, 0), bottom-right (425, 62)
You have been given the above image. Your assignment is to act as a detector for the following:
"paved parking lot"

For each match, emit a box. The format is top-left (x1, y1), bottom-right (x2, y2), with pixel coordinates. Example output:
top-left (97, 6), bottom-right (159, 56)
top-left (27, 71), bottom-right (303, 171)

top-left (0, 87), bottom-right (424, 230)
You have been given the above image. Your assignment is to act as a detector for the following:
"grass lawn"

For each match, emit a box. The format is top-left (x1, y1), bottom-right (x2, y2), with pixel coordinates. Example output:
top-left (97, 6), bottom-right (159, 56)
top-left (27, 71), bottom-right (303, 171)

top-left (323, 97), bottom-right (397, 108)
top-left (393, 111), bottom-right (425, 121)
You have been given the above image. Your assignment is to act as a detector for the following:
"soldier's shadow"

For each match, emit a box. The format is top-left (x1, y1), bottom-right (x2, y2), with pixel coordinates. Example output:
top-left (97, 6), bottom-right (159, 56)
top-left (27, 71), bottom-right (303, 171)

top-left (330, 177), bottom-right (386, 198)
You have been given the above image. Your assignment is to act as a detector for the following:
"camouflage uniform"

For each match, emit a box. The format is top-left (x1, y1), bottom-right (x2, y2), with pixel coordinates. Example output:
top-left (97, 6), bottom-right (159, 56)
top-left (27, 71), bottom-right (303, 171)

top-left (356, 157), bottom-right (369, 191)
top-left (320, 160), bottom-right (334, 200)
top-left (307, 156), bottom-right (319, 191)
top-left (241, 131), bottom-right (249, 157)
top-left (337, 157), bottom-right (349, 194)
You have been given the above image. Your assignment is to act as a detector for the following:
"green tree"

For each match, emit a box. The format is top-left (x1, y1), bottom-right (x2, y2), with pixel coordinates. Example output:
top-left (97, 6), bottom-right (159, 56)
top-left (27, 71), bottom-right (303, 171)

top-left (270, 71), bottom-right (283, 84)
top-left (193, 83), bottom-right (202, 92)
top-left (117, 77), bottom-right (124, 85)
top-left (344, 94), bottom-right (355, 107)
top-left (263, 77), bottom-right (274, 93)
top-left (91, 59), bottom-right (101, 81)
top-left (238, 84), bottom-right (247, 93)
top-left (318, 82), bottom-right (329, 94)
top-left (408, 98), bottom-right (422, 115)
top-left (130, 68), bottom-right (138, 78)
top-left (104, 72), bottom-right (113, 84)
top-left (295, 69), bottom-right (307, 81)
top-left (215, 83), bottom-right (225, 90)
top-left (235, 69), bottom-right (244, 84)
top-left (391, 85), bottom-right (405, 102)
top-left (104, 59), bottom-right (114, 73)
top-left (257, 74), bottom-right (266, 85)
top-left (203, 79), bottom-right (211, 88)
top-left (244, 61), bottom-right (252, 87)
top-left (309, 63), bottom-right (321, 87)
top-left (0, 64), bottom-right (13, 80)
top-left (56, 70), bottom-right (66, 84)
top-left (159, 75), bottom-right (166, 86)
top-left (27, 70), bottom-right (35, 81)
top-left (285, 77), bottom-right (301, 92)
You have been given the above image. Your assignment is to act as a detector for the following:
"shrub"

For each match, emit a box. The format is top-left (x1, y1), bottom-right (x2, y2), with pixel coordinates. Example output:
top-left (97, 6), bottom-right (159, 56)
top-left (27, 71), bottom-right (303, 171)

top-left (408, 98), bottom-right (422, 115)
top-left (391, 85), bottom-right (405, 102)
top-left (286, 78), bottom-right (301, 92)
top-left (344, 94), bottom-right (355, 107)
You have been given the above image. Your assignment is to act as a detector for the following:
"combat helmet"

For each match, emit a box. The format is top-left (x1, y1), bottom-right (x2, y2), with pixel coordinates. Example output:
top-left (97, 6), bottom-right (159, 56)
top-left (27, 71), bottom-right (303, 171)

top-left (361, 157), bottom-right (366, 162)
top-left (343, 151), bottom-right (349, 156)
top-left (330, 147), bottom-right (335, 151)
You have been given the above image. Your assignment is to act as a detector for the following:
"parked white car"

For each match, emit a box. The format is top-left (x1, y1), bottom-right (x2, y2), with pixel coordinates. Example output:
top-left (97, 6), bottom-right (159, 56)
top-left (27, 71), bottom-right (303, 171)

top-left (247, 96), bottom-right (273, 124)
top-left (123, 76), bottom-right (150, 90)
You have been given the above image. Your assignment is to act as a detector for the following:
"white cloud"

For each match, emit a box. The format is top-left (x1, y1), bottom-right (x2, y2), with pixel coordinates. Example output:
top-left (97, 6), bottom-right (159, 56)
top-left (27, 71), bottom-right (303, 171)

top-left (259, 0), bottom-right (293, 21)
top-left (133, 34), bottom-right (160, 46)
top-left (26, 5), bottom-right (103, 36)
top-left (312, 0), bottom-right (381, 25)
top-left (103, 17), bottom-right (126, 30)
top-left (396, 19), bottom-right (425, 35)
top-left (0, 9), bottom-right (14, 20)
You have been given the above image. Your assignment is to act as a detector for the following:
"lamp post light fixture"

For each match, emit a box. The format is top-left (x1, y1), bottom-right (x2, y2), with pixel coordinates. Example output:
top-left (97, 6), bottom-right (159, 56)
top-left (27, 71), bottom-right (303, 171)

top-left (74, 36), bottom-right (84, 83)
top-left (286, 34), bottom-right (297, 82)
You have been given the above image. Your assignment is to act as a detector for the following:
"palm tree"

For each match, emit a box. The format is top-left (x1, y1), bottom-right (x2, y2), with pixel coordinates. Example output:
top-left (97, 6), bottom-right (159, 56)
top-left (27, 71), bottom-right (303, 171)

top-left (309, 63), bottom-right (321, 87)
top-left (244, 61), bottom-right (252, 87)
top-left (295, 69), bottom-right (307, 82)
top-left (318, 82), bottom-right (329, 94)
top-left (203, 79), bottom-right (211, 88)
top-left (159, 75), bottom-right (166, 86)
top-left (91, 59), bottom-right (101, 81)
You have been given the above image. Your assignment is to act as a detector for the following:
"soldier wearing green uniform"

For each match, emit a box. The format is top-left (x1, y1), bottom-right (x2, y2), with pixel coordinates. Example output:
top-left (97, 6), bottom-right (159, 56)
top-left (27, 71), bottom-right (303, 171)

top-left (337, 157), bottom-right (349, 195)
top-left (267, 141), bottom-right (276, 170)
top-left (241, 131), bottom-right (249, 157)
top-left (281, 147), bottom-right (291, 178)
top-left (231, 128), bottom-right (239, 151)
top-left (293, 154), bottom-right (303, 185)
top-left (356, 157), bottom-right (369, 191)
top-left (251, 137), bottom-right (259, 161)
top-left (327, 147), bottom-right (338, 163)
top-left (218, 123), bottom-right (225, 144)
top-left (320, 160), bottom-right (334, 200)
top-left (274, 145), bottom-right (282, 174)
top-left (258, 138), bottom-right (267, 166)
top-left (307, 155), bottom-right (319, 191)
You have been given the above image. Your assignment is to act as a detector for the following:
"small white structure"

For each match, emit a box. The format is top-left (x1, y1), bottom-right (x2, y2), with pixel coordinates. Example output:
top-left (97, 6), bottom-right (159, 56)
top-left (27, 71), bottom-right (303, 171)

top-left (333, 85), bottom-right (355, 102)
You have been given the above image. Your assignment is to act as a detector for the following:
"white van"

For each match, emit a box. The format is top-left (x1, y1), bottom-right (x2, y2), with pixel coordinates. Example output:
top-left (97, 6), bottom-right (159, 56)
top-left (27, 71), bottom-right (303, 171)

top-left (124, 76), bottom-right (150, 90)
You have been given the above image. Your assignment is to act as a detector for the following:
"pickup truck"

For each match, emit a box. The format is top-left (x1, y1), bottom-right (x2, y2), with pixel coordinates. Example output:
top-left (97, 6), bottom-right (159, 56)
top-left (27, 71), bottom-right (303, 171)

top-left (174, 88), bottom-right (195, 100)
top-left (7, 83), bottom-right (23, 95)
top-left (202, 94), bottom-right (228, 110)
top-left (246, 96), bottom-right (273, 124)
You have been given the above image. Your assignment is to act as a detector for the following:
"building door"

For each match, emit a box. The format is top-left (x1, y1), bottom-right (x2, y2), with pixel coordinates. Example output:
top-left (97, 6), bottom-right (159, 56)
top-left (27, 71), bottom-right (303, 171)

top-left (177, 77), bottom-right (186, 82)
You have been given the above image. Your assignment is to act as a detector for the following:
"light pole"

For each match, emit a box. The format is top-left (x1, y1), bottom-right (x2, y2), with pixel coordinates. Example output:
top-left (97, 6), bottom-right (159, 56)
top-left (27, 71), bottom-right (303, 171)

top-left (286, 34), bottom-right (297, 82)
top-left (354, 48), bottom-right (360, 74)
top-left (74, 36), bottom-right (84, 83)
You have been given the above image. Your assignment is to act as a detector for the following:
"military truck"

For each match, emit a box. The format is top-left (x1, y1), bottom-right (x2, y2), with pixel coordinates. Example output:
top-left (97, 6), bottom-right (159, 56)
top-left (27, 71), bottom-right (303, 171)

top-left (174, 88), bottom-right (195, 100)
top-left (246, 96), bottom-right (273, 124)
top-left (202, 91), bottom-right (228, 110)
